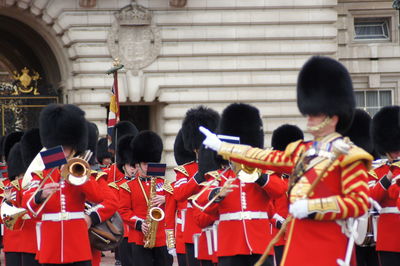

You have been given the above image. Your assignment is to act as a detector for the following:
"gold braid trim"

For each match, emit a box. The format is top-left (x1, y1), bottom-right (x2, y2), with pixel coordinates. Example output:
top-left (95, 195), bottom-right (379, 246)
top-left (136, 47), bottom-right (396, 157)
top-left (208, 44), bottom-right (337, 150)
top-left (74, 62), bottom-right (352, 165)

top-left (119, 182), bottom-right (131, 193)
top-left (108, 182), bottom-right (119, 190)
top-left (95, 171), bottom-right (107, 181)
top-left (162, 182), bottom-right (174, 194)
top-left (174, 166), bottom-right (189, 177)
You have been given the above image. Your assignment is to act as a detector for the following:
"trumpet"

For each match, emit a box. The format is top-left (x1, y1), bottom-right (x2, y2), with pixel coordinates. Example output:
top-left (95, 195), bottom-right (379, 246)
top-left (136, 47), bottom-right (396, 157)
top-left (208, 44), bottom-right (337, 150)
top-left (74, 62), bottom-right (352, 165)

top-left (26, 150), bottom-right (93, 217)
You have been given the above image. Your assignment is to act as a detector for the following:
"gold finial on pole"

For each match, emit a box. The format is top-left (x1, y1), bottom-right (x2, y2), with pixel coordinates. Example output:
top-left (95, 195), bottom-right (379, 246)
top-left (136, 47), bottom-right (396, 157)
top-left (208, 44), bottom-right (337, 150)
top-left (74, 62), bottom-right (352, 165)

top-left (106, 58), bottom-right (124, 75)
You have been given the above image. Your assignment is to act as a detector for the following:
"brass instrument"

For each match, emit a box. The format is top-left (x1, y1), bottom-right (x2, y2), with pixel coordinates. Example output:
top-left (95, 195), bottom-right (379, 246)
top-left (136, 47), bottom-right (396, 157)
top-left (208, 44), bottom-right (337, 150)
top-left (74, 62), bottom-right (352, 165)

top-left (61, 150), bottom-right (92, 186)
top-left (26, 150), bottom-right (92, 217)
top-left (143, 177), bottom-right (165, 248)
top-left (192, 165), bottom-right (260, 211)
top-left (1, 199), bottom-right (28, 230)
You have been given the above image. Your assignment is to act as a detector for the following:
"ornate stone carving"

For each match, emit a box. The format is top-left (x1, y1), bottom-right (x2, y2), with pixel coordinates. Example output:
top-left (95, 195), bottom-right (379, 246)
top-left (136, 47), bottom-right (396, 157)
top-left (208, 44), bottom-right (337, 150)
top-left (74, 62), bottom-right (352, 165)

top-left (107, 3), bottom-right (161, 74)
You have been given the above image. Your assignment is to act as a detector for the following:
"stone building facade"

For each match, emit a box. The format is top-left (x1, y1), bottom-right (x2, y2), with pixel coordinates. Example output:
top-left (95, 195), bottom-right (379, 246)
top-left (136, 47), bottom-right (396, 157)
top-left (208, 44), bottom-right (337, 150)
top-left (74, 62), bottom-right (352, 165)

top-left (0, 0), bottom-right (399, 177)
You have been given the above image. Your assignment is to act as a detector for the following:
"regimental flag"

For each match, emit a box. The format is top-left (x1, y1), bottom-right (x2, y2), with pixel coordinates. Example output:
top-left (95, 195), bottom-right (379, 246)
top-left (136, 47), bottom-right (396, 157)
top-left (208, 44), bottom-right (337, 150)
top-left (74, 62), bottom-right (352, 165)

top-left (146, 163), bottom-right (167, 177)
top-left (107, 71), bottom-right (120, 145)
top-left (40, 146), bottom-right (67, 169)
top-left (217, 134), bottom-right (240, 144)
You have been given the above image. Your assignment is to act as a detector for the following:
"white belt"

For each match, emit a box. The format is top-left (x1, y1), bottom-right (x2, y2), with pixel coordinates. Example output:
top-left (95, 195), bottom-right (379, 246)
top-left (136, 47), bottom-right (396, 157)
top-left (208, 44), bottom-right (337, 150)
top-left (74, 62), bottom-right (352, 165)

top-left (219, 211), bottom-right (268, 221)
top-left (42, 212), bottom-right (85, 221)
top-left (380, 207), bottom-right (400, 214)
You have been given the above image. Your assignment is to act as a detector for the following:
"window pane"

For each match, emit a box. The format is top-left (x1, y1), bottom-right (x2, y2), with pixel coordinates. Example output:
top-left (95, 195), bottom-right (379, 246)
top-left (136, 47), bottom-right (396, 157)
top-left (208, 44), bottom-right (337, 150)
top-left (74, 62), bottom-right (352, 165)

top-left (379, 91), bottom-right (392, 106)
top-left (355, 91), bottom-right (365, 107)
top-left (366, 91), bottom-right (378, 107)
top-left (354, 17), bottom-right (390, 40)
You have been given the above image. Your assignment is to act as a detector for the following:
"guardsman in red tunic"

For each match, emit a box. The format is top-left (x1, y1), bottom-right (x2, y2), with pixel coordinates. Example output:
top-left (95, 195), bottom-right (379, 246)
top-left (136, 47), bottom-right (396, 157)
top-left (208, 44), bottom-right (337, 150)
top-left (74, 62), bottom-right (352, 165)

top-left (345, 109), bottom-right (380, 266)
top-left (19, 128), bottom-right (44, 266)
top-left (370, 106), bottom-right (400, 265)
top-left (106, 121), bottom-right (138, 183)
top-left (85, 122), bottom-right (119, 266)
top-left (96, 138), bottom-right (113, 170)
top-left (164, 129), bottom-right (197, 266)
top-left (195, 103), bottom-right (286, 266)
top-left (269, 124), bottom-right (304, 266)
top-left (119, 130), bottom-right (172, 266)
top-left (201, 56), bottom-right (372, 266)
top-left (22, 104), bottom-right (104, 266)
top-left (3, 141), bottom-right (26, 266)
top-left (110, 133), bottom-right (138, 266)
top-left (174, 106), bottom-right (219, 266)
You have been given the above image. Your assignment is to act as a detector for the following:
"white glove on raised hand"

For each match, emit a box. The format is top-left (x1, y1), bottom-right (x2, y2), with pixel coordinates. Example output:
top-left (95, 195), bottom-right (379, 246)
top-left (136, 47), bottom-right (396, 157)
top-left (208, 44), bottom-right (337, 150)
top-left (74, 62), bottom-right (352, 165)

top-left (199, 126), bottom-right (222, 151)
top-left (289, 199), bottom-right (309, 219)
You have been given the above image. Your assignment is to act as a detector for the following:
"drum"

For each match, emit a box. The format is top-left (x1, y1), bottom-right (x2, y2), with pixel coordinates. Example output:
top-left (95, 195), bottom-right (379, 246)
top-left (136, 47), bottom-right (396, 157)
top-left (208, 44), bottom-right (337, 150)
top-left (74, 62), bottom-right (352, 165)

top-left (355, 211), bottom-right (377, 247)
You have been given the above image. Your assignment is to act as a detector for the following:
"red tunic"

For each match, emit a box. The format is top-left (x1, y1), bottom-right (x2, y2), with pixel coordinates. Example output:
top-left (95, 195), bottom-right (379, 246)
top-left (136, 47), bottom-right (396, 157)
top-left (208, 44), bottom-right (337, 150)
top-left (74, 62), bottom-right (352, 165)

top-left (197, 169), bottom-right (286, 257)
top-left (269, 175), bottom-right (289, 246)
top-left (104, 163), bottom-right (124, 183)
top-left (173, 162), bottom-right (203, 245)
top-left (119, 177), bottom-right (167, 247)
top-left (88, 171), bottom-right (118, 266)
top-left (22, 168), bottom-right (103, 264)
top-left (217, 132), bottom-right (372, 266)
top-left (192, 204), bottom-right (219, 262)
top-left (164, 181), bottom-right (186, 254)
top-left (2, 179), bottom-right (23, 253)
top-left (370, 162), bottom-right (400, 252)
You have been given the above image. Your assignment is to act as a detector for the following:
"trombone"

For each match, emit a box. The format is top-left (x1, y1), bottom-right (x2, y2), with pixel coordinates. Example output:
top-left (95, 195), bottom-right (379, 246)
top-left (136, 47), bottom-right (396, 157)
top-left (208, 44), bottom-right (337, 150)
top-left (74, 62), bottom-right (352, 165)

top-left (26, 150), bottom-right (93, 217)
top-left (191, 164), bottom-right (261, 211)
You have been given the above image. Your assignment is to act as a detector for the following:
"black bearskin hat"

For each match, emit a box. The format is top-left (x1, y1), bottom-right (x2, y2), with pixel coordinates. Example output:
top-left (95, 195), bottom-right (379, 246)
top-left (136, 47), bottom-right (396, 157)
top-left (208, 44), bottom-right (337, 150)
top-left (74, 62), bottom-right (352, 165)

top-left (97, 138), bottom-right (112, 163)
top-left (174, 129), bottom-right (196, 165)
top-left (20, 128), bottom-right (42, 168)
top-left (86, 122), bottom-right (99, 165)
top-left (371, 106), bottom-right (400, 155)
top-left (271, 124), bottom-right (304, 151)
top-left (110, 121), bottom-right (138, 151)
top-left (116, 134), bottom-right (135, 172)
top-left (3, 131), bottom-right (24, 162)
top-left (39, 104), bottom-right (88, 154)
top-left (297, 56), bottom-right (355, 134)
top-left (7, 143), bottom-right (26, 180)
top-left (345, 109), bottom-right (373, 154)
top-left (0, 136), bottom-right (5, 157)
top-left (219, 103), bottom-right (264, 148)
top-left (181, 106), bottom-right (220, 152)
top-left (131, 130), bottom-right (163, 164)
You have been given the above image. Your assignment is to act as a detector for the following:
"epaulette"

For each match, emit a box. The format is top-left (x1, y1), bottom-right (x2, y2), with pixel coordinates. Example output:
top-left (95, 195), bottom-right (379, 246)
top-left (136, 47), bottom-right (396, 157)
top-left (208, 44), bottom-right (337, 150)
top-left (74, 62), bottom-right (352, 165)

top-left (162, 182), bottom-right (174, 194)
top-left (0, 180), bottom-right (4, 190)
top-left (11, 179), bottom-right (20, 191)
top-left (340, 145), bottom-right (373, 170)
top-left (96, 172), bottom-right (108, 181)
top-left (205, 170), bottom-right (220, 181)
top-left (119, 182), bottom-right (131, 193)
top-left (284, 140), bottom-right (303, 157)
top-left (33, 170), bottom-right (45, 180)
top-left (368, 169), bottom-right (379, 180)
top-left (174, 166), bottom-right (189, 177)
top-left (108, 182), bottom-right (119, 190)
top-left (391, 160), bottom-right (400, 169)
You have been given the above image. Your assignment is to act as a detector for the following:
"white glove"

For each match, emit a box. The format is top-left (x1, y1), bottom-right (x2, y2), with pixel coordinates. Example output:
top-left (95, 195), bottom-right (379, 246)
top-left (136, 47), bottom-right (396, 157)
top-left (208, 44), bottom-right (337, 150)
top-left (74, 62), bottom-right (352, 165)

top-left (289, 199), bottom-right (309, 219)
top-left (199, 126), bottom-right (222, 151)
top-left (168, 247), bottom-right (177, 256)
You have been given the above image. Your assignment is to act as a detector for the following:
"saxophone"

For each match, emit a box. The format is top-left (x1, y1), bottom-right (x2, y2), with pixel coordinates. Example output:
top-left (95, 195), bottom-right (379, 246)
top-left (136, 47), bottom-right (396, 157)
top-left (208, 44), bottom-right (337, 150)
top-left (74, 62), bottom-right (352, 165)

top-left (143, 177), bottom-right (165, 248)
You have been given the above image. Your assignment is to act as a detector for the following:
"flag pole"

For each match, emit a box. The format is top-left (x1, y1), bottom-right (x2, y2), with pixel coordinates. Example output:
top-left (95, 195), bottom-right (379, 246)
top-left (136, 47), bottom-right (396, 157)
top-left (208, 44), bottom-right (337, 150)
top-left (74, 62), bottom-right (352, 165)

top-left (106, 59), bottom-right (124, 182)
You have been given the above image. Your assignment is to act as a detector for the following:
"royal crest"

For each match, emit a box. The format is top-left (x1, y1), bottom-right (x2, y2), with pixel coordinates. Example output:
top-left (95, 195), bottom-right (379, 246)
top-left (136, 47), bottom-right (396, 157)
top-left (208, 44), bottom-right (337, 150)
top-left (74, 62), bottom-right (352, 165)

top-left (12, 67), bottom-right (40, 95)
top-left (107, 3), bottom-right (161, 75)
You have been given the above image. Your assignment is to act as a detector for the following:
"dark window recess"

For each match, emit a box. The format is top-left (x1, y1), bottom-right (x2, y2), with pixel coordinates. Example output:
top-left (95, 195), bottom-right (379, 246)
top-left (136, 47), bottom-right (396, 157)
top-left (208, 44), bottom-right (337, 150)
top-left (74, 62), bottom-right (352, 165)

top-left (354, 17), bottom-right (391, 41)
top-left (119, 105), bottom-right (150, 131)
